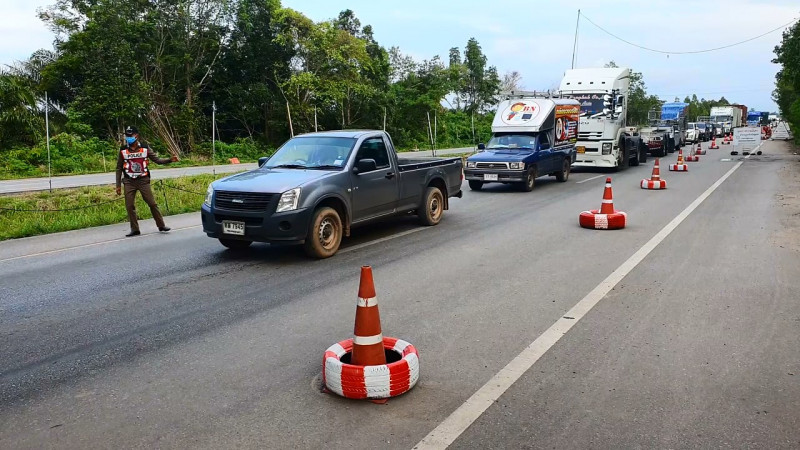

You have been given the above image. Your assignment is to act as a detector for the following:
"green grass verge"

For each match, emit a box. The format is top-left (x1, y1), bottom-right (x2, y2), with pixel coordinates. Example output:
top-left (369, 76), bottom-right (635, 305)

top-left (0, 173), bottom-right (228, 241)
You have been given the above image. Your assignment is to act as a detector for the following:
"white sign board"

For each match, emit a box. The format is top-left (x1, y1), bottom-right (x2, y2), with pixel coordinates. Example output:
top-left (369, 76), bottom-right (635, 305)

top-left (733, 127), bottom-right (760, 153)
top-left (733, 127), bottom-right (760, 145)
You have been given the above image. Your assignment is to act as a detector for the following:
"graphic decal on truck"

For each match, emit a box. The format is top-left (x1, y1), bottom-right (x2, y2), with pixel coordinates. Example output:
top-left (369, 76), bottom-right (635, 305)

top-left (555, 104), bottom-right (580, 144)
top-left (501, 101), bottom-right (540, 125)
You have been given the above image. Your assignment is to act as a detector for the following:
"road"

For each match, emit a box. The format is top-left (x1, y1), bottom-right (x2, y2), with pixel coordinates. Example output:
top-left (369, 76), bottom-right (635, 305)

top-left (1, 140), bottom-right (799, 449)
top-left (0, 147), bottom-right (474, 194)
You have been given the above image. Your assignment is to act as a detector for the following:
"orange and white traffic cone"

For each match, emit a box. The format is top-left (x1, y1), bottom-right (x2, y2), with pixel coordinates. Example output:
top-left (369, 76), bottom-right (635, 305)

top-left (322, 266), bottom-right (421, 401)
top-left (686, 145), bottom-right (700, 161)
top-left (641, 158), bottom-right (667, 189)
top-left (669, 149), bottom-right (688, 171)
top-left (352, 266), bottom-right (386, 366)
top-left (579, 177), bottom-right (627, 229)
top-left (709, 137), bottom-right (718, 150)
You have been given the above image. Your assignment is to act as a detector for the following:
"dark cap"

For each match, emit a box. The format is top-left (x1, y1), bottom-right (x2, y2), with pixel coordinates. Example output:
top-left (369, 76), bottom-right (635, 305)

top-left (124, 126), bottom-right (139, 136)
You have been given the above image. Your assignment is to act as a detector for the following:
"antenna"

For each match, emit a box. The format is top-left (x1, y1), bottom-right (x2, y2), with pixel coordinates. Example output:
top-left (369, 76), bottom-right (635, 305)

top-left (571, 9), bottom-right (580, 69)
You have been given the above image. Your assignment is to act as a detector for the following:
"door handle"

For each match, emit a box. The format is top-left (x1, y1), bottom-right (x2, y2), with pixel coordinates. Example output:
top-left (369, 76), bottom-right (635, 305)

top-left (385, 172), bottom-right (395, 179)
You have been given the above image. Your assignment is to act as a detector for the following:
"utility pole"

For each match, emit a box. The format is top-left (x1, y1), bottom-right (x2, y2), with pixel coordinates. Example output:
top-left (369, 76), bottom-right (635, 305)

top-left (45, 92), bottom-right (52, 192)
top-left (571, 9), bottom-right (581, 69)
top-left (212, 101), bottom-right (217, 176)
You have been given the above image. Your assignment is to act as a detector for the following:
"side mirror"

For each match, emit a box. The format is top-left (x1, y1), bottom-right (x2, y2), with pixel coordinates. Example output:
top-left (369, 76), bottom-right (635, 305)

top-left (477, 143), bottom-right (486, 150)
top-left (258, 156), bottom-right (269, 168)
top-left (354, 158), bottom-right (377, 174)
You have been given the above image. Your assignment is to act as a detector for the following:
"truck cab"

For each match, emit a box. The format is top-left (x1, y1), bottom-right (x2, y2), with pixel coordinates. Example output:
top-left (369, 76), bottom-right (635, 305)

top-left (559, 68), bottom-right (646, 169)
top-left (464, 96), bottom-right (579, 192)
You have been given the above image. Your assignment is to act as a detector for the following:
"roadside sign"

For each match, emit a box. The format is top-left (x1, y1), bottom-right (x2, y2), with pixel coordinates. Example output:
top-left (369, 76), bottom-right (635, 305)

top-left (734, 127), bottom-right (760, 153)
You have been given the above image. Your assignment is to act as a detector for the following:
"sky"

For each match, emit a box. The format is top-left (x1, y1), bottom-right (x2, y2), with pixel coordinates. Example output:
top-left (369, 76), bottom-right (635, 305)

top-left (2, 0), bottom-right (798, 112)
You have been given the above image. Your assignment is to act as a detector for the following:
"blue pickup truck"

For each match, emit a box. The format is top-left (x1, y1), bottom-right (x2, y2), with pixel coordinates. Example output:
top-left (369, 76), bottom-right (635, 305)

top-left (464, 97), bottom-right (580, 191)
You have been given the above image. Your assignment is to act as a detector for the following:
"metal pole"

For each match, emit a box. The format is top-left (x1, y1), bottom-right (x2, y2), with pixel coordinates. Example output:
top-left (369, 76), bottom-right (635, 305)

top-left (427, 112), bottom-right (434, 151)
top-left (383, 107), bottom-right (387, 131)
top-left (571, 9), bottom-right (580, 69)
top-left (434, 110), bottom-right (438, 156)
top-left (314, 106), bottom-right (318, 132)
top-left (45, 91), bottom-right (52, 192)
top-left (212, 101), bottom-right (216, 176)
top-left (287, 101), bottom-right (294, 137)
top-left (471, 112), bottom-right (476, 149)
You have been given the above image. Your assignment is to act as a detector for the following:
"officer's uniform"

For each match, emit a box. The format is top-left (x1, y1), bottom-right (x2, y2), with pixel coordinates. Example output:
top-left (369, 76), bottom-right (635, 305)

top-left (115, 129), bottom-right (172, 234)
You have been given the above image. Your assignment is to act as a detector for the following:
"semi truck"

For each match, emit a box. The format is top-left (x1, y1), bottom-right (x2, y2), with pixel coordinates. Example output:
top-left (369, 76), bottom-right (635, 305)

top-left (464, 94), bottom-right (580, 191)
top-left (747, 111), bottom-right (762, 126)
top-left (558, 67), bottom-right (647, 170)
top-left (660, 102), bottom-right (688, 147)
top-left (710, 106), bottom-right (743, 133)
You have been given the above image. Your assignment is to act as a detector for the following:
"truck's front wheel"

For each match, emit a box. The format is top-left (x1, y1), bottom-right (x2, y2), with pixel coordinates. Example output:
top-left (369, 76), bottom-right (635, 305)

top-left (468, 180), bottom-right (483, 191)
top-left (419, 186), bottom-right (444, 226)
top-left (304, 207), bottom-right (342, 259)
top-left (518, 166), bottom-right (536, 192)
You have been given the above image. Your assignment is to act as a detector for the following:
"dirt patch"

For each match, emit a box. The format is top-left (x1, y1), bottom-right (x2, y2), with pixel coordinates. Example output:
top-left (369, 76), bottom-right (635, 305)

top-left (770, 139), bottom-right (800, 252)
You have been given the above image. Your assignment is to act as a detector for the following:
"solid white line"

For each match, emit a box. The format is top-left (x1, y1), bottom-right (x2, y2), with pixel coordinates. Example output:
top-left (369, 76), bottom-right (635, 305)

top-left (0, 225), bottom-right (201, 263)
top-left (413, 150), bottom-right (757, 450)
top-left (340, 227), bottom-right (427, 254)
top-left (575, 174), bottom-right (605, 184)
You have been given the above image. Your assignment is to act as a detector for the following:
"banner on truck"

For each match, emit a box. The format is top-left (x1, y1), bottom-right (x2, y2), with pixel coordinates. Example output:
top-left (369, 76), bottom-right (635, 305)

top-left (555, 104), bottom-right (579, 144)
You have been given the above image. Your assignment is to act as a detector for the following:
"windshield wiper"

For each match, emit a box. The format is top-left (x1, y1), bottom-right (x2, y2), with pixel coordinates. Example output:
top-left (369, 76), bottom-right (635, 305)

top-left (305, 164), bottom-right (342, 170)
top-left (268, 164), bottom-right (307, 169)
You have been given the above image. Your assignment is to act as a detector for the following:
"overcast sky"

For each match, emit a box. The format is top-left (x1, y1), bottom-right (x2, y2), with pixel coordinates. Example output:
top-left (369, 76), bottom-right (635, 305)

top-left (3, 0), bottom-right (797, 112)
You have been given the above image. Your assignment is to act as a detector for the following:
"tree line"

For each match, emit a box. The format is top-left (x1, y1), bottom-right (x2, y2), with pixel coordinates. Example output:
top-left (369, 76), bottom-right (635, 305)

top-left (773, 20), bottom-right (799, 141)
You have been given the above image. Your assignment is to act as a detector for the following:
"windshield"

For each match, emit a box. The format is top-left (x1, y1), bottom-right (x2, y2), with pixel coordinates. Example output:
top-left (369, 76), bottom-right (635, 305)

top-left (571, 94), bottom-right (606, 116)
top-left (687, 122), bottom-right (697, 129)
top-left (697, 123), bottom-right (707, 129)
top-left (486, 133), bottom-right (537, 150)
top-left (265, 136), bottom-right (356, 169)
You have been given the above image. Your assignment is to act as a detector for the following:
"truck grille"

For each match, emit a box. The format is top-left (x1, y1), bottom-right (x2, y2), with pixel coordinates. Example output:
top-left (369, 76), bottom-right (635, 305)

top-left (579, 131), bottom-right (604, 139)
top-left (214, 191), bottom-right (274, 212)
top-left (476, 162), bottom-right (509, 169)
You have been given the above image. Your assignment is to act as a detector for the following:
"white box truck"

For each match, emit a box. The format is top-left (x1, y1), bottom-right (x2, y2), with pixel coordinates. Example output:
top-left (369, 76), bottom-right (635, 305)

top-left (558, 68), bottom-right (647, 169)
top-left (710, 106), bottom-right (742, 134)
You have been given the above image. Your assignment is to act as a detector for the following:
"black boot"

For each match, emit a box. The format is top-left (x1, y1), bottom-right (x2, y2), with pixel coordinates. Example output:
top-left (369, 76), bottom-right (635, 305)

top-left (159, 227), bottom-right (171, 232)
top-left (126, 230), bottom-right (141, 237)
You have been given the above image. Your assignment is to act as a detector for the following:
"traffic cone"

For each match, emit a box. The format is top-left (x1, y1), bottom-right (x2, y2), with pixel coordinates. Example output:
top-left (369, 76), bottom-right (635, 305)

top-left (579, 177), bottom-right (626, 229)
top-left (641, 158), bottom-right (667, 189)
top-left (686, 145), bottom-right (700, 161)
top-left (696, 141), bottom-right (707, 155)
top-left (709, 137), bottom-right (718, 149)
top-left (723, 134), bottom-right (730, 144)
top-left (669, 149), bottom-right (688, 171)
top-left (351, 266), bottom-right (386, 367)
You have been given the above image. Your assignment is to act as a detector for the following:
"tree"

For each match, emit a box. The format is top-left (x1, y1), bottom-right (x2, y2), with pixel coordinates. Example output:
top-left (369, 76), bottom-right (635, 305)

top-left (449, 38), bottom-right (500, 114)
top-left (773, 20), bottom-right (800, 142)
top-left (500, 71), bottom-right (523, 93)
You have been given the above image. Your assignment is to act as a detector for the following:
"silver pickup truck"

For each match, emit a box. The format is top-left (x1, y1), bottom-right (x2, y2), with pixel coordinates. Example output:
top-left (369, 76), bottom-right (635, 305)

top-left (201, 130), bottom-right (463, 258)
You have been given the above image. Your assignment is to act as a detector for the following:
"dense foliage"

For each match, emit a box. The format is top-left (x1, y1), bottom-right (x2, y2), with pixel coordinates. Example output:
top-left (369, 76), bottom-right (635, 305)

top-left (773, 20), bottom-right (800, 142)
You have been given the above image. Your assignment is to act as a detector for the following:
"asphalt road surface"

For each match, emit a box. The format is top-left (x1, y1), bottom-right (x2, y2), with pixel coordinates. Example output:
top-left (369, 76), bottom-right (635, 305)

top-left (1, 140), bottom-right (799, 449)
top-left (0, 147), bottom-right (474, 194)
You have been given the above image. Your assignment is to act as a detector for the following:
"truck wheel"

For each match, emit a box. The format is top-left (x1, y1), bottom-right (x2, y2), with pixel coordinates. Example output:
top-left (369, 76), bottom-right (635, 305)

top-left (468, 180), bottom-right (483, 191)
top-left (555, 158), bottom-right (570, 182)
top-left (304, 207), bottom-right (342, 259)
top-left (519, 166), bottom-right (536, 192)
top-left (419, 186), bottom-right (444, 226)
top-left (630, 142), bottom-right (642, 167)
top-left (617, 139), bottom-right (629, 170)
top-left (219, 238), bottom-right (252, 250)
top-left (639, 145), bottom-right (648, 164)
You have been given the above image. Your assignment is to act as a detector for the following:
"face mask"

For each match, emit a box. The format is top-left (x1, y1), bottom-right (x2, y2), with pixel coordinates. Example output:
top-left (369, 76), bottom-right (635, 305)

top-left (125, 136), bottom-right (137, 145)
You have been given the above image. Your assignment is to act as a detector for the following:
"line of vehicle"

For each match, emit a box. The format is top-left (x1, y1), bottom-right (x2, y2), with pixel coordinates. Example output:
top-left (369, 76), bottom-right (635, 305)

top-left (413, 150), bottom-right (756, 450)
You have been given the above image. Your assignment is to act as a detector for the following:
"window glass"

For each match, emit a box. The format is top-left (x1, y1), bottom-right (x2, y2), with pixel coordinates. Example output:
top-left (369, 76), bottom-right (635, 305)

top-left (356, 138), bottom-right (390, 170)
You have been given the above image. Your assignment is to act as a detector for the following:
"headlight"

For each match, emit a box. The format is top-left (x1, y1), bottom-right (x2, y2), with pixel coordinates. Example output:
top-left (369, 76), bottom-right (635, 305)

top-left (509, 162), bottom-right (524, 170)
top-left (204, 184), bottom-right (213, 207)
top-left (602, 142), bottom-right (612, 155)
top-left (466, 161), bottom-right (477, 168)
top-left (276, 187), bottom-right (301, 212)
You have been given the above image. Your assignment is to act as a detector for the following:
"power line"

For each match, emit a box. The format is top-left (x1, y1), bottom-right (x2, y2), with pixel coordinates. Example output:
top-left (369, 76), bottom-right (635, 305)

top-left (581, 13), bottom-right (798, 55)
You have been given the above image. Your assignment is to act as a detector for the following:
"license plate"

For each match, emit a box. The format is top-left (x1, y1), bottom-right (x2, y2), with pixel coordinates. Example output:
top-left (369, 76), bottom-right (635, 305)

top-left (222, 220), bottom-right (245, 236)
top-left (484, 174), bottom-right (498, 181)
top-left (577, 146), bottom-right (586, 153)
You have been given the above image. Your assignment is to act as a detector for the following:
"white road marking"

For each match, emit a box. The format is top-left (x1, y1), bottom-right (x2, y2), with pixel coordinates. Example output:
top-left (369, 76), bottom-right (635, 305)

top-left (340, 227), bottom-right (427, 254)
top-left (575, 174), bottom-right (605, 184)
top-left (0, 225), bottom-right (201, 263)
top-left (413, 148), bottom-right (759, 450)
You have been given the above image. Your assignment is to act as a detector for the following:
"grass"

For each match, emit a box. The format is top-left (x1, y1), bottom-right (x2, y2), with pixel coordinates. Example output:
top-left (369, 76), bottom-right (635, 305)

top-left (0, 173), bottom-right (230, 241)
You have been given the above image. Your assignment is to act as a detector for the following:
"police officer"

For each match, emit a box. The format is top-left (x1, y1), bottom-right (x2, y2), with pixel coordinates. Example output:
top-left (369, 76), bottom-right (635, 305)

top-left (115, 126), bottom-right (178, 237)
